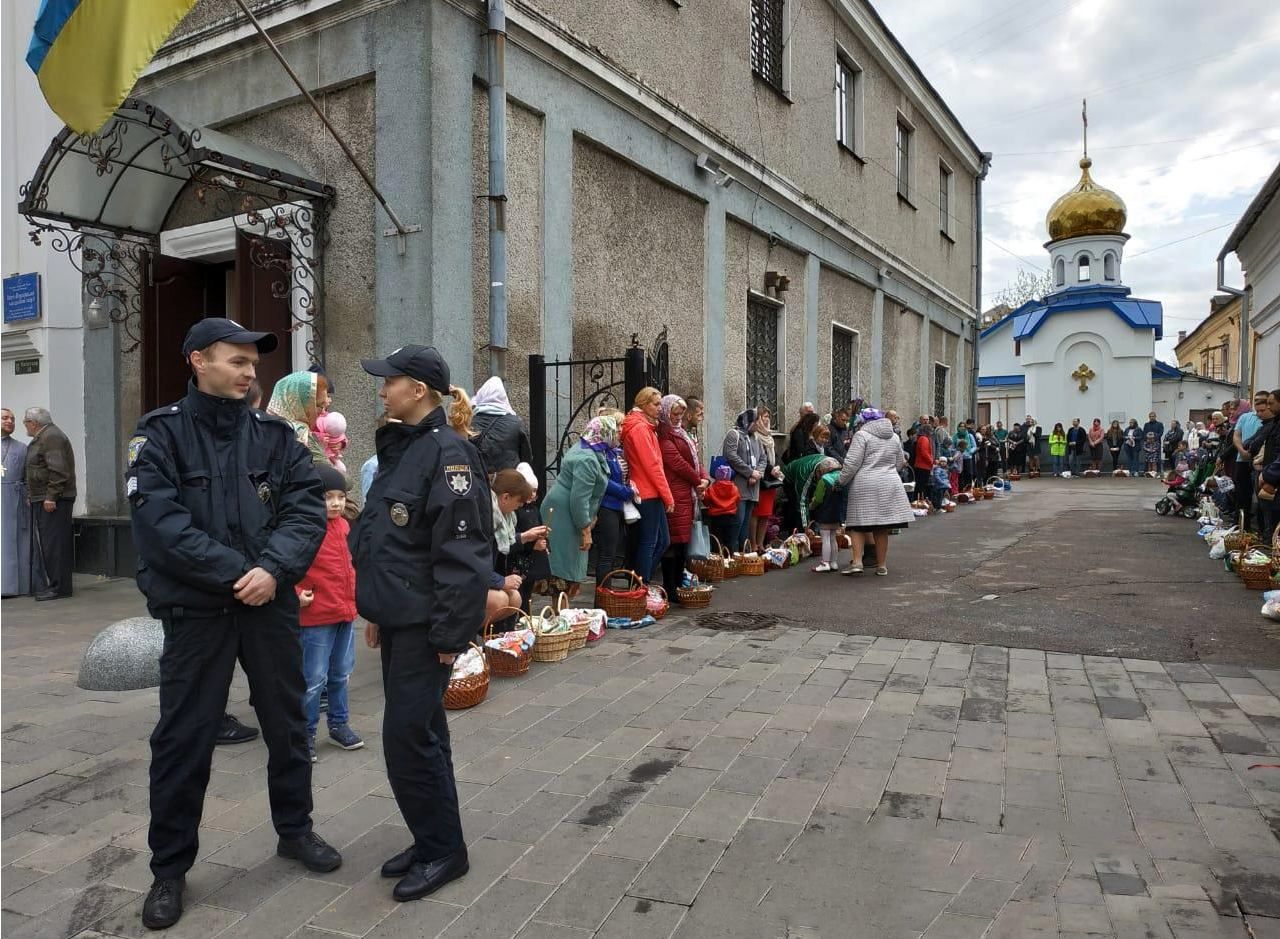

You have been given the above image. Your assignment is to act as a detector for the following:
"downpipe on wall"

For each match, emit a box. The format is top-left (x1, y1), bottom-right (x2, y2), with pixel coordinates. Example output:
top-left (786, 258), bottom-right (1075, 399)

top-left (487, 0), bottom-right (509, 380)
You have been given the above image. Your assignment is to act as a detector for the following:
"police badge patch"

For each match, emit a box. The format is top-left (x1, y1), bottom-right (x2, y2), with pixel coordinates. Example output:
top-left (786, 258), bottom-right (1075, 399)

top-left (257, 482), bottom-right (272, 503)
top-left (127, 436), bottom-right (147, 466)
top-left (390, 502), bottom-right (409, 526)
top-left (445, 464), bottom-right (472, 496)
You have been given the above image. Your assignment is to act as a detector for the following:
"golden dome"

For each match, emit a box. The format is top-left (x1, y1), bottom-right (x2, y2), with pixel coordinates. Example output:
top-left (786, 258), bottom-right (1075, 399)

top-left (1045, 157), bottom-right (1127, 242)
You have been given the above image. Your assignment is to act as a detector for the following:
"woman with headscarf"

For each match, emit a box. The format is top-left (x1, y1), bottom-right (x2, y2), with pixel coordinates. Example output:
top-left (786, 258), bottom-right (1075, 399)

top-left (1087, 418), bottom-right (1105, 472)
top-left (542, 415), bottom-right (614, 598)
top-left (750, 406), bottom-right (784, 551)
top-left (836, 407), bottom-right (913, 576)
top-left (722, 408), bottom-right (766, 550)
top-left (470, 376), bottom-right (533, 475)
top-left (267, 370), bottom-right (329, 465)
top-left (658, 395), bottom-right (708, 600)
top-left (621, 388), bottom-right (674, 585)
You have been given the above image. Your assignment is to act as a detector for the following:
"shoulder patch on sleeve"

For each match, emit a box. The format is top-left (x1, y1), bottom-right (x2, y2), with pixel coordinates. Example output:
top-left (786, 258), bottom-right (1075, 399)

top-left (127, 436), bottom-right (148, 467)
top-left (444, 464), bottom-right (473, 496)
top-left (126, 476), bottom-right (138, 497)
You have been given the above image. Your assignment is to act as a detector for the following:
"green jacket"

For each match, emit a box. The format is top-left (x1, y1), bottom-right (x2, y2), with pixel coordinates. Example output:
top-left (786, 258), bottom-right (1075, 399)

top-left (542, 444), bottom-right (608, 583)
top-left (1049, 433), bottom-right (1067, 457)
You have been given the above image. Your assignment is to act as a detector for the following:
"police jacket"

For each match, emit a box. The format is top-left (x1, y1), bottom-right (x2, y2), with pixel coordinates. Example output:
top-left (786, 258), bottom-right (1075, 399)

top-left (126, 382), bottom-right (326, 618)
top-left (349, 408), bottom-right (493, 652)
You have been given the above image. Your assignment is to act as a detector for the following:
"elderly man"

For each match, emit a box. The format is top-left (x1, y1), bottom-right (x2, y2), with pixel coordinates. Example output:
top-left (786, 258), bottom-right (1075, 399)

top-left (23, 407), bottom-right (76, 600)
top-left (2, 408), bottom-right (31, 597)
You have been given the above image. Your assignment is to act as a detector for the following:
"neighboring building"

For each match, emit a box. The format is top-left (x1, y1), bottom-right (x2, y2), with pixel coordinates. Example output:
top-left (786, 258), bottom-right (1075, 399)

top-left (1, 1), bottom-right (86, 515)
top-left (1220, 161), bottom-right (1280, 394)
top-left (1174, 293), bottom-right (1246, 386)
top-left (11, 0), bottom-right (986, 570)
top-left (977, 147), bottom-right (1237, 431)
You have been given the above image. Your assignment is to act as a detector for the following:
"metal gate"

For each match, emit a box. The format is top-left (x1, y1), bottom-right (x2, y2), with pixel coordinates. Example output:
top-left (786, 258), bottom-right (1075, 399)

top-left (529, 328), bottom-right (668, 491)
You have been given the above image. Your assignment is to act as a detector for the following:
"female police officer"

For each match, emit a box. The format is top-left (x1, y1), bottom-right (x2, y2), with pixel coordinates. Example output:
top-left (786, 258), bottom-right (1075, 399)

top-left (350, 345), bottom-right (492, 901)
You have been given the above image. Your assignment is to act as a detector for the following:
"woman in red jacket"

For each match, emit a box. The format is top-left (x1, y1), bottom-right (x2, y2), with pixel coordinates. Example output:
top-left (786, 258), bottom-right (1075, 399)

top-left (658, 394), bottom-right (708, 600)
top-left (295, 464), bottom-right (362, 761)
top-left (621, 387), bottom-right (674, 585)
top-left (911, 428), bottom-right (933, 501)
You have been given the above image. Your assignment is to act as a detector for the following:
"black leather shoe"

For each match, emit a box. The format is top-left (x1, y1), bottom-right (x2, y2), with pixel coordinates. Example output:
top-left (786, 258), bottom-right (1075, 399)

top-left (393, 848), bottom-right (469, 902)
top-left (141, 877), bottom-right (184, 930)
top-left (34, 590), bottom-right (65, 601)
top-left (381, 845), bottom-right (415, 879)
top-left (277, 831), bottom-right (342, 873)
top-left (215, 713), bottom-right (259, 746)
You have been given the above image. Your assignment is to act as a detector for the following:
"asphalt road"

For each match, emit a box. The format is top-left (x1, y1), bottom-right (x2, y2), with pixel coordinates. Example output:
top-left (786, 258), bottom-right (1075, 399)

top-left (707, 476), bottom-right (1274, 666)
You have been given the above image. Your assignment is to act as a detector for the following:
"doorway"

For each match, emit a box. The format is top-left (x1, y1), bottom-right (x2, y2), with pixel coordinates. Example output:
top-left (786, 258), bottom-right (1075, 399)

top-left (144, 226), bottom-right (302, 411)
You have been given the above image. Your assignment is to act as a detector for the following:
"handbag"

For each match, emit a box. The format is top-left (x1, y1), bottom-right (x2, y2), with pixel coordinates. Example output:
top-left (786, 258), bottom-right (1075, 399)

top-left (689, 519), bottom-right (711, 559)
top-left (709, 455), bottom-right (730, 478)
top-left (622, 501), bottom-right (641, 523)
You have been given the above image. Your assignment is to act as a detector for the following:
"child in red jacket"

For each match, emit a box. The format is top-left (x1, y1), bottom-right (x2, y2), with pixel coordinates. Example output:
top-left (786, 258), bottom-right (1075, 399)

top-left (297, 464), bottom-right (362, 761)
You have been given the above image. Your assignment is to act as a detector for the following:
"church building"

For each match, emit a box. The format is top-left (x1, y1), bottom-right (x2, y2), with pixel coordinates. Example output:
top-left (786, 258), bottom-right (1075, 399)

top-left (979, 142), bottom-right (1239, 430)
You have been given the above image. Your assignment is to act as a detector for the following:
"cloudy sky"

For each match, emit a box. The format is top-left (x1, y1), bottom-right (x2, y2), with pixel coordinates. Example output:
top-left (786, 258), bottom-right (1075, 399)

top-left (874, 0), bottom-right (1280, 362)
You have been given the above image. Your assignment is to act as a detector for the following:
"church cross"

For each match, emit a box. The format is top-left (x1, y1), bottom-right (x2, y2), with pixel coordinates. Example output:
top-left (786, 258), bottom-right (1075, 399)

top-left (1071, 362), bottom-right (1096, 392)
top-left (1082, 98), bottom-right (1088, 158)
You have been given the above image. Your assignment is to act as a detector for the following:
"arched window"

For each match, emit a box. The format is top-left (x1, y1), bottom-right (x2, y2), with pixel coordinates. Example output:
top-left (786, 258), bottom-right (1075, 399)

top-left (1103, 252), bottom-right (1116, 281)
top-left (1077, 255), bottom-right (1092, 283)
top-left (1054, 258), bottom-right (1065, 286)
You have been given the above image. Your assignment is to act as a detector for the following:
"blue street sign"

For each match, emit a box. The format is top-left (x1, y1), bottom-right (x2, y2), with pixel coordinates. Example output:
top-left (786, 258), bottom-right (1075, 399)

top-left (3, 273), bottom-right (41, 324)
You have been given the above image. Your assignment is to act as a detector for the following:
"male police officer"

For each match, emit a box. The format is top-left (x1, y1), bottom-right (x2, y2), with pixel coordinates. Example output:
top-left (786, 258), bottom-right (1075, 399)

top-left (350, 345), bottom-right (492, 902)
top-left (127, 318), bottom-right (339, 930)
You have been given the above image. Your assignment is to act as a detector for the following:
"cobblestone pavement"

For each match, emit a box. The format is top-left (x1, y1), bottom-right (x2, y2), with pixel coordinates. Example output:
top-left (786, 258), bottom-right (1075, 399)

top-left (6, 572), bottom-right (1280, 938)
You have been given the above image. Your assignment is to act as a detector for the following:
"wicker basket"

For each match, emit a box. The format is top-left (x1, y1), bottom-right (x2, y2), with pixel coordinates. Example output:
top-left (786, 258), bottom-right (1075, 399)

top-left (552, 593), bottom-right (592, 651)
top-left (1239, 553), bottom-right (1275, 590)
top-left (677, 584), bottom-right (714, 608)
top-left (734, 541), bottom-right (765, 576)
top-left (1008, 471), bottom-right (1021, 481)
top-left (1224, 530), bottom-right (1255, 554)
top-left (531, 607), bottom-right (574, 663)
top-left (483, 607), bottom-right (533, 677)
top-left (595, 570), bottom-right (648, 620)
top-left (711, 537), bottom-right (739, 579)
top-left (647, 584), bottom-right (671, 619)
top-left (688, 554), bottom-right (725, 584)
top-left (444, 644), bottom-right (490, 709)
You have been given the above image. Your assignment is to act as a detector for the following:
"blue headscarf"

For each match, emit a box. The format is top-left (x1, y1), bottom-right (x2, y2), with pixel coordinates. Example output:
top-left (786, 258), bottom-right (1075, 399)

top-left (859, 407), bottom-right (885, 423)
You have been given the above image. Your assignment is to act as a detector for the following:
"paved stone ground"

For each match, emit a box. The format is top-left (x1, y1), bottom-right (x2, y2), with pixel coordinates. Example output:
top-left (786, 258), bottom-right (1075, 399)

top-left (3, 481), bottom-right (1279, 939)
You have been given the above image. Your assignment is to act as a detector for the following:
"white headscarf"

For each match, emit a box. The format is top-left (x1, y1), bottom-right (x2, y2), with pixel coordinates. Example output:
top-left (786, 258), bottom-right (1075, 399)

top-left (474, 376), bottom-right (516, 416)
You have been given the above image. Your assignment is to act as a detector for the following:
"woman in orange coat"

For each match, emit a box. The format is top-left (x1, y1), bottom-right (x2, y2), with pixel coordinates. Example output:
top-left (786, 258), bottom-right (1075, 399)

top-left (620, 387), bottom-right (674, 584)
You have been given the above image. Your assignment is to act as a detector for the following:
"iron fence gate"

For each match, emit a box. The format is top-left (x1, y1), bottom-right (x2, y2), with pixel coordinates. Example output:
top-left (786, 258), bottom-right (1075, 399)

top-left (529, 328), bottom-right (668, 493)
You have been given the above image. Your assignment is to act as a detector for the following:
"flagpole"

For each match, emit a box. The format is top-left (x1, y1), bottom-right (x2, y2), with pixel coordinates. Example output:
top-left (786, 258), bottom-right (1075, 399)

top-left (230, 0), bottom-right (415, 249)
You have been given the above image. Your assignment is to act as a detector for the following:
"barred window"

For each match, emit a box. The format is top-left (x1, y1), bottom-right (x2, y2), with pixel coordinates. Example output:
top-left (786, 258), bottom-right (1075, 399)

top-left (938, 163), bottom-right (953, 236)
top-left (746, 295), bottom-right (780, 419)
top-left (835, 57), bottom-right (859, 151)
top-left (896, 120), bottom-right (913, 200)
top-left (751, 0), bottom-right (785, 92)
top-left (832, 326), bottom-right (858, 406)
top-left (933, 363), bottom-right (949, 418)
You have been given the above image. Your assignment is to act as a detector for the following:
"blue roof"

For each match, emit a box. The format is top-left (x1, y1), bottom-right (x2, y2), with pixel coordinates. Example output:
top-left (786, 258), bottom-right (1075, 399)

top-left (1151, 360), bottom-right (1185, 379)
top-left (977, 375), bottom-right (1025, 388)
top-left (1010, 284), bottom-right (1163, 342)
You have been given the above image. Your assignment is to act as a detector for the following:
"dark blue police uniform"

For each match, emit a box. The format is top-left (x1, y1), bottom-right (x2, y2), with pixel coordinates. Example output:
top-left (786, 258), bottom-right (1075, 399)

top-left (126, 323), bottom-right (331, 902)
top-left (349, 346), bottom-right (492, 901)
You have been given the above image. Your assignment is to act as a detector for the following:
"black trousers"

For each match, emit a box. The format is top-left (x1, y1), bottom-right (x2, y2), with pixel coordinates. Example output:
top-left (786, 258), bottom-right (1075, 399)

top-left (1233, 463), bottom-right (1256, 532)
top-left (592, 507), bottom-right (625, 585)
top-left (380, 626), bottom-right (464, 863)
top-left (32, 499), bottom-right (73, 596)
top-left (662, 542), bottom-right (689, 598)
top-left (150, 606), bottom-right (312, 878)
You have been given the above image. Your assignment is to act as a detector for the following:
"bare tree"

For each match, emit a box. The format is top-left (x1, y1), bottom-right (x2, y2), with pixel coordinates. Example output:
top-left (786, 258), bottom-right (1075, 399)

top-left (991, 268), bottom-right (1052, 312)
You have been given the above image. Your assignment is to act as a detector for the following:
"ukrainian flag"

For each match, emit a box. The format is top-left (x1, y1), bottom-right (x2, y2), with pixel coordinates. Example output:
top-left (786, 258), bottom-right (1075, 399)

top-left (27, 0), bottom-right (199, 136)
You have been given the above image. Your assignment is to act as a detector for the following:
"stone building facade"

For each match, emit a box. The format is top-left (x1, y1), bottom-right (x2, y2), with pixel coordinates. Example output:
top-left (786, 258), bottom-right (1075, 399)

top-left (16, 0), bottom-right (985, 536)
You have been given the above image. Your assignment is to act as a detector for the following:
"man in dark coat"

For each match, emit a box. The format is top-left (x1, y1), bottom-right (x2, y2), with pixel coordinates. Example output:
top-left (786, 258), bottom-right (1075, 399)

top-left (22, 407), bottom-right (76, 600)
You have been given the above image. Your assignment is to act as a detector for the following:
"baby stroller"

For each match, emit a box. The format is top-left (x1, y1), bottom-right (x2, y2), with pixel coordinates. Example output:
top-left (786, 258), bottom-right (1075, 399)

top-left (1155, 458), bottom-right (1215, 517)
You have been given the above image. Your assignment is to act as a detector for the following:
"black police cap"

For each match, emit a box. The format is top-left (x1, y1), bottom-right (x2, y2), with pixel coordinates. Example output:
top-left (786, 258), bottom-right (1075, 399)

top-left (182, 317), bottom-right (279, 358)
top-left (360, 345), bottom-right (450, 394)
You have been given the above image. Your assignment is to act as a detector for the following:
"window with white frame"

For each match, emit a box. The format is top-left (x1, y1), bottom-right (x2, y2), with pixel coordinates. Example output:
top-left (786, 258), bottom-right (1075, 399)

top-left (1054, 257), bottom-right (1066, 286)
top-left (896, 118), bottom-right (913, 201)
top-left (1077, 255), bottom-right (1091, 282)
top-left (750, 0), bottom-right (787, 94)
top-left (831, 325), bottom-right (859, 406)
top-left (835, 53), bottom-right (862, 154)
top-left (938, 162), bottom-right (954, 238)
top-left (746, 294), bottom-right (781, 419)
top-left (933, 363), bottom-right (949, 417)
top-left (1103, 251), bottom-right (1116, 281)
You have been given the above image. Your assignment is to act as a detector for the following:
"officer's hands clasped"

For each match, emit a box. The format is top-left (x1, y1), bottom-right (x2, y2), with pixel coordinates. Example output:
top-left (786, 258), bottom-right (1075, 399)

top-left (233, 567), bottom-right (278, 606)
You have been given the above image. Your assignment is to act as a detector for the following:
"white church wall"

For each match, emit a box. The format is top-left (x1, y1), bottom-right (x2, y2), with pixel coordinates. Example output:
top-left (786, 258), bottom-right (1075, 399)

top-left (978, 320), bottom-right (1019, 377)
top-left (977, 391), bottom-right (1025, 428)
top-left (1152, 376), bottom-right (1242, 428)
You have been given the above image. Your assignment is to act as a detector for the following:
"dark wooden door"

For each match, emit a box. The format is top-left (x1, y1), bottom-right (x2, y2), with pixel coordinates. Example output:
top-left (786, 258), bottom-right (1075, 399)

top-left (141, 253), bottom-right (225, 412)
top-left (236, 233), bottom-right (294, 406)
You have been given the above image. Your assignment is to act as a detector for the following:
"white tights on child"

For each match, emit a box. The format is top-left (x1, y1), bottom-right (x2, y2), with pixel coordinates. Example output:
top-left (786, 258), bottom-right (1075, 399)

top-left (821, 529), bottom-right (837, 565)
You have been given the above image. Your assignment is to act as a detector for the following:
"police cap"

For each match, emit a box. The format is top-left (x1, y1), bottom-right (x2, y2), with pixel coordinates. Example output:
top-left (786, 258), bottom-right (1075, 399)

top-left (182, 317), bottom-right (279, 358)
top-left (361, 345), bottom-right (450, 394)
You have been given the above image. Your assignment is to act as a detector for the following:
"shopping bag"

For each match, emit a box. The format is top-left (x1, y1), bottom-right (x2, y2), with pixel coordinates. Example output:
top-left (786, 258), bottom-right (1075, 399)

top-left (689, 519), bottom-right (711, 559)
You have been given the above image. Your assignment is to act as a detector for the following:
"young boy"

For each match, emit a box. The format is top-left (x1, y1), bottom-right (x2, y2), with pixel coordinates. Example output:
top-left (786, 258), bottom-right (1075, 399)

top-left (930, 458), bottom-right (951, 512)
top-left (296, 464), bottom-right (362, 761)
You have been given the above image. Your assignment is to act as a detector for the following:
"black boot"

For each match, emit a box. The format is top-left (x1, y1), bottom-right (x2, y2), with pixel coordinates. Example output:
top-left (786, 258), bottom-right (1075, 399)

top-left (215, 713), bottom-right (259, 746)
top-left (381, 845), bottom-right (415, 878)
top-left (141, 877), bottom-right (184, 930)
top-left (277, 832), bottom-right (342, 873)
top-left (393, 848), bottom-right (469, 902)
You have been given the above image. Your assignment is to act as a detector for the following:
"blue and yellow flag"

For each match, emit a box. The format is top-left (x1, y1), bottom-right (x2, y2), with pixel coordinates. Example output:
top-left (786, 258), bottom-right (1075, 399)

top-left (27, 0), bottom-right (199, 135)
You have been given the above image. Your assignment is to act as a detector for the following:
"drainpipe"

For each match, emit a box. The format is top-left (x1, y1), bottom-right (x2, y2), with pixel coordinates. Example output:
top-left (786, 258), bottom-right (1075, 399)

top-left (1216, 253), bottom-right (1250, 398)
top-left (971, 152), bottom-right (993, 422)
top-left (487, 0), bottom-right (509, 380)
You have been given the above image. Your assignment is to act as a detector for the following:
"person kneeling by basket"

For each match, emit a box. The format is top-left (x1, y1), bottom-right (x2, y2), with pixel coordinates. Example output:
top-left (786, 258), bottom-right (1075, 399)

top-left (485, 469), bottom-right (547, 626)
